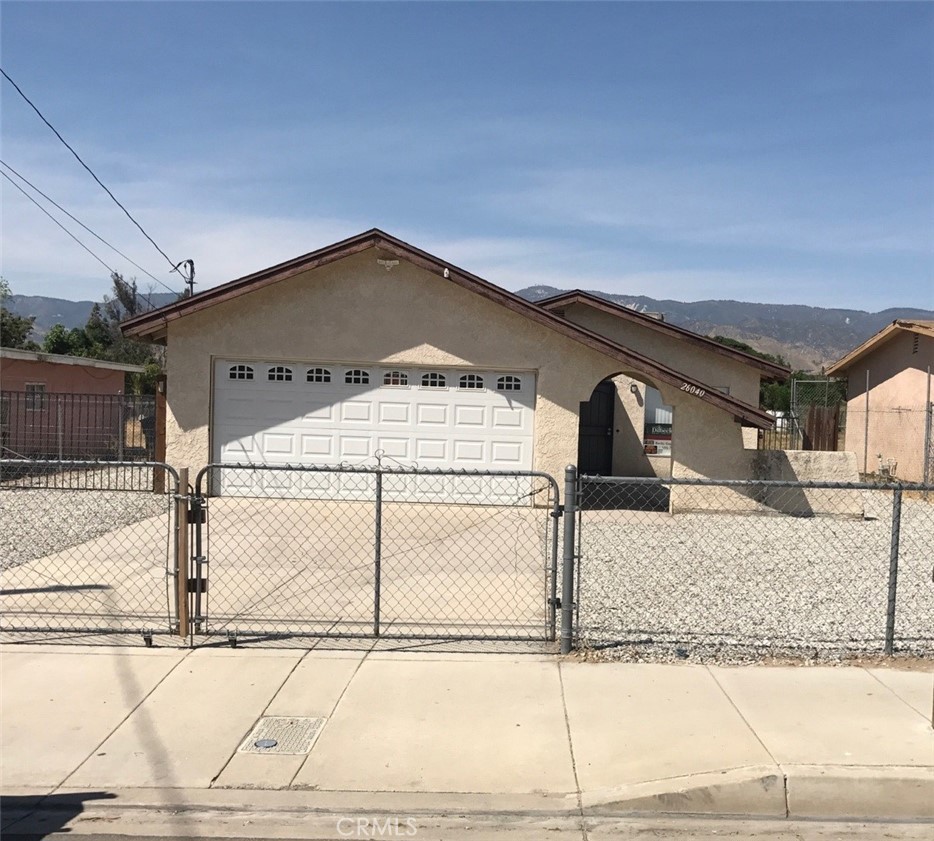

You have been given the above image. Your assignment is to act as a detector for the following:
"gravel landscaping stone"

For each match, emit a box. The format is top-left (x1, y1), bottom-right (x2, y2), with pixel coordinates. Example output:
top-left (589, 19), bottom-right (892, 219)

top-left (576, 490), bottom-right (934, 663)
top-left (0, 488), bottom-right (169, 570)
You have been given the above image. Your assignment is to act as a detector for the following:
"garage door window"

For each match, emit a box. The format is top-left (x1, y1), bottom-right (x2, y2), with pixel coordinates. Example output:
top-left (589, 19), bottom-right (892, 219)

top-left (307, 368), bottom-right (331, 383)
top-left (383, 371), bottom-right (408, 386)
top-left (458, 374), bottom-right (484, 389)
top-left (268, 366), bottom-right (293, 382)
top-left (421, 372), bottom-right (447, 388)
top-left (228, 364), bottom-right (254, 381)
top-left (345, 369), bottom-right (370, 385)
top-left (497, 375), bottom-right (521, 391)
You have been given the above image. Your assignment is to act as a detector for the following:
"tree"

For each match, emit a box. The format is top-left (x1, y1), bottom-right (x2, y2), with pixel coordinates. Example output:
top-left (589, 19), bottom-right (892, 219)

top-left (0, 279), bottom-right (39, 350)
top-left (37, 273), bottom-right (165, 392)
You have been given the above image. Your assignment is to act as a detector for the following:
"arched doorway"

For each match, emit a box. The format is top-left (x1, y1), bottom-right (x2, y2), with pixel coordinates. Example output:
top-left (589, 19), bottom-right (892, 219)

top-left (578, 380), bottom-right (614, 475)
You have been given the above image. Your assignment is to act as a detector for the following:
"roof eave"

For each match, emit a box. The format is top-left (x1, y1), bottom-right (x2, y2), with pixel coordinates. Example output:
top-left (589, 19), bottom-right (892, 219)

top-left (538, 290), bottom-right (790, 380)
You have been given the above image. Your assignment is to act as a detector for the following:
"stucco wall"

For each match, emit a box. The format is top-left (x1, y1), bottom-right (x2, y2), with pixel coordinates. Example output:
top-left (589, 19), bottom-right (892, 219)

top-left (841, 331), bottom-right (933, 482)
top-left (0, 358), bottom-right (126, 395)
top-left (561, 303), bottom-right (762, 405)
top-left (164, 250), bottom-right (634, 480)
top-left (608, 375), bottom-right (671, 477)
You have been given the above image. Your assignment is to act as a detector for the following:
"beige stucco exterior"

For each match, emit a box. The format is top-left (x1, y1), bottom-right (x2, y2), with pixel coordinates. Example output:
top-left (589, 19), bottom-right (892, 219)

top-left (838, 329), bottom-right (933, 482)
top-left (564, 303), bottom-right (763, 481)
top-left (159, 246), bottom-right (779, 486)
top-left (164, 250), bottom-right (633, 480)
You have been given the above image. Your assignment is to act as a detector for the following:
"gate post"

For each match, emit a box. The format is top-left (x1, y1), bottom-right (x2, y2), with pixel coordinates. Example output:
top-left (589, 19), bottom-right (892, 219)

top-left (560, 465), bottom-right (578, 655)
top-left (373, 470), bottom-right (382, 637)
top-left (175, 468), bottom-right (189, 639)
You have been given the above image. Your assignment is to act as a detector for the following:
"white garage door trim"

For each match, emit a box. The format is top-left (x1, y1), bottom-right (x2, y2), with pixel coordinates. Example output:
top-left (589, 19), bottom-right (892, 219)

top-left (211, 359), bottom-right (536, 498)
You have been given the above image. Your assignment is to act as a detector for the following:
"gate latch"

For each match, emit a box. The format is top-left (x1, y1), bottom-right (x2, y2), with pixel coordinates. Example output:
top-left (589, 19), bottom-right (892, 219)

top-left (188, 504), bottom-right (206, 524)
top-left (548, 597), bottom-right (562, 608)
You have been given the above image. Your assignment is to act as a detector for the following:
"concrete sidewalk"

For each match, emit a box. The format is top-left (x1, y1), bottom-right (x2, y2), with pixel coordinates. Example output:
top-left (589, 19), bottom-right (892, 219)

top-left (1, 643), bottom-right (932, 836)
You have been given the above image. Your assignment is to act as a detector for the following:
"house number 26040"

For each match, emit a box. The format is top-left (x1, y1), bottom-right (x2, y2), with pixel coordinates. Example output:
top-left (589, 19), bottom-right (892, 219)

top-left (680, 383), bottom-right (706, 398)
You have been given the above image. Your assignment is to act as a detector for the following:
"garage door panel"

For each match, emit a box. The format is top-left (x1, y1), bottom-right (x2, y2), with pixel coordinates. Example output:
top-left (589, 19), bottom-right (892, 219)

top-left (492, 406), bottom-right (526, 429)
top-left (491, 441), bottom-right (525, 466)
top-left (453, 440), bottom-right (485, 462)
top-left (340, 401), bottom-right (372, 423)
top-left (301, 403), bottom-right (336, 423)
top-left (454, 405), bottom-right (486, 427)
top-left (377, 402), bottom-right (411, 424)
top-left (339, 435), bottom-right (371, 458)
top-left (416, 404), bottom-right (448, 426)
top-left (376, 436), bottom-right (410, 460)
top-left (301, 434), bottom-right (334, 458)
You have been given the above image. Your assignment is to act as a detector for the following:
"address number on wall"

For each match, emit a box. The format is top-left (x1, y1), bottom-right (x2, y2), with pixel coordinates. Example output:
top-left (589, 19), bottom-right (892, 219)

top-left (680, 383), bottom-right (706, 398)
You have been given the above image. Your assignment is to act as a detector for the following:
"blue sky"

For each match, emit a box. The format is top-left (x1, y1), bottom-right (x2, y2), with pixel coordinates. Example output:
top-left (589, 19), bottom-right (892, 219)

top-left (2, 1), bottom-right (932, 311)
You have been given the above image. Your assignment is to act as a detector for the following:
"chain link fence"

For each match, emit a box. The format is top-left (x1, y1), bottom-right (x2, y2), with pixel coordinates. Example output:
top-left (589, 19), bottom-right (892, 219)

top-left (0, 460), bottom-right (180, 643)
top-left (572, 474), bottom-right (934, 661)
top-left (190, 464), bottom-right (560, 646)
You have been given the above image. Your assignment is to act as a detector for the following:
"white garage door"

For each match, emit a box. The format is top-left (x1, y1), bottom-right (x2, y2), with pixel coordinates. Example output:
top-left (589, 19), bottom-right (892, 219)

top-left (212, 359), bottom-right (536, 498)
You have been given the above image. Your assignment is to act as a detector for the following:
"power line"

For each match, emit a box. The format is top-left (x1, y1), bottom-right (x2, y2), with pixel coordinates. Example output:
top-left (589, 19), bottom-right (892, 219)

top-left (0, 67), bottom-right (187, 278)
top-left (0, 159), bottom-right (180, 296)
top-left (2, 169), bottom-right (116, 275)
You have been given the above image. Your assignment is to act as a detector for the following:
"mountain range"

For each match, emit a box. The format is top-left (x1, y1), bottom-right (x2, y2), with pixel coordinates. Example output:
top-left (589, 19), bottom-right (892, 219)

top-left (8, 288), bottom-right (933, 373)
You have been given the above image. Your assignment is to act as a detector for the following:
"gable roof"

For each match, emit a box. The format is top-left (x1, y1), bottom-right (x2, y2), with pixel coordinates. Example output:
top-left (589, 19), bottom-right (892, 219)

top-left (537, 290), bottom-right (789, 380)
top-left (826, 320), bottom-right (934, 375)
top-left (121, 228), bottom-right (775, 428)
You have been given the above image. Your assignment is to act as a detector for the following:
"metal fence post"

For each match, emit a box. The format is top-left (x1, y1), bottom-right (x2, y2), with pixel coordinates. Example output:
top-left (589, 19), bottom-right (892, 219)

top-left (175, 468), bottom-right (189, 639)
top-left (884, 486), bottom-right (903, 655)
top-left (56, 397), bottom-right (64, 460)
top-left (373, 469), bottom-right (382, 637)
top-left (117, 400), bottom-right (125, 462)
top-left (560, 465), bottom-right (578, 654)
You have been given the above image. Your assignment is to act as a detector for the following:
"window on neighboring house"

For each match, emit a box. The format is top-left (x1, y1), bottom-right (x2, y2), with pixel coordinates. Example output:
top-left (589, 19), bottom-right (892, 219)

top-left (267, 366), bottom-right (293, 382)
top-left (25, 383), bottom-right (47, 411)
top-left (228, 364), bottom-right (254, 381)
top-left (421, 372), bottom-right (446, 388)
top-left (345, 369), bottom-right (370, 385)
top-left (307, 368), bottom-right (331, 383)
top-left (458, 374), bottom-right (484, 389)
top-left (496, 375), bottom-right (521, 392)
top-left (383, 371), bottom-right (408, 386)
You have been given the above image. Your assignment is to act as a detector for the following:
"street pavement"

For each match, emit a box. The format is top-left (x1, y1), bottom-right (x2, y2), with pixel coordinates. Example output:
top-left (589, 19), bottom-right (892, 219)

top-left (1, 642), bottom-right (932, 839)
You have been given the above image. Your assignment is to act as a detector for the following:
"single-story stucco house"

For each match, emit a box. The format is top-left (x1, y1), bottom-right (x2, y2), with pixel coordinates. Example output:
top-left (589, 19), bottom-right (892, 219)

top-left (121, 229), bottom-right (789, 493)
top-left (827, 319), bottom-right (934, 483)
top-left (0, 348), bottom-right (145, 459)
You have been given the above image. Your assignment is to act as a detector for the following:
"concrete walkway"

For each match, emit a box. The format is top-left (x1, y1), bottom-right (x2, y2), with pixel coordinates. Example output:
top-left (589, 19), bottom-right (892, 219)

top-left (1, 643), bottom-right (932, 838)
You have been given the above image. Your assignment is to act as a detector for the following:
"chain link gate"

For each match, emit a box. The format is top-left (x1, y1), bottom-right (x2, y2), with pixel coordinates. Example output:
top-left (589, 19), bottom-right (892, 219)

top-left (0, 459), bottom-right (183, 644)
top-left (187, 463), bottom-right (561, 646)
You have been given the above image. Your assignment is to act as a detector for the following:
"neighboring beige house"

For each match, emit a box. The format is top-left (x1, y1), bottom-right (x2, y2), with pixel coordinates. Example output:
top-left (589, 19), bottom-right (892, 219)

top-left (121, 229), bottom-right (788, 494)
top-left (827, 320), bottom-right (934, 483)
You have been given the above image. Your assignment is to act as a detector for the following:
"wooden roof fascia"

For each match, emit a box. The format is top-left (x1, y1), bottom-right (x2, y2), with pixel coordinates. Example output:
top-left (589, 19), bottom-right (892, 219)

top-left (538, 290), bottom-right (790, 380)
top-left (825, 320), bottom-right (934, 375)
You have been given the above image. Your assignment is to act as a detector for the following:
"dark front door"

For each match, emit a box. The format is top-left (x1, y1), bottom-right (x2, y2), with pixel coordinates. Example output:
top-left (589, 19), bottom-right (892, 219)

top-left (578, 380), bottom-right (614, 475)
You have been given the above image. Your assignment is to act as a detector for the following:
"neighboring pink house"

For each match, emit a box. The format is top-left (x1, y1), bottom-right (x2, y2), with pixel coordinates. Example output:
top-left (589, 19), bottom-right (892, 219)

top-left (826, 320), bottom-right (934, 483)
top-left (0, 348), bottom-right (145, 459)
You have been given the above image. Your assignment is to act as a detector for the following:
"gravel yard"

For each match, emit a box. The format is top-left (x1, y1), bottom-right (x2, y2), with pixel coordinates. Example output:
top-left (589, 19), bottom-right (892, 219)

top-left (0, 487), bottom-right (169, 570)
top-left (577, 491), bottom-right (934, 663)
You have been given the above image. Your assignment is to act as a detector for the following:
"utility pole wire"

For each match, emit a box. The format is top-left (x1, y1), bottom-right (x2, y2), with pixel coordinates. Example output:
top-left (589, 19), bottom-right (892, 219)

top-left (0, 159), bottom-right (180, 296)
top-left (1, 67), bottom-right (183, 274)
top-left (2, 169), bottom-right (115, 275)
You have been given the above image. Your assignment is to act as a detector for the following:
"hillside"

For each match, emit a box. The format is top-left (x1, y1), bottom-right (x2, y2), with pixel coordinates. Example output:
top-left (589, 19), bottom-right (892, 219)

top-left (516, 286), bottom-right (934, 371)
top-left (8, 288), bottom-right (932, 372)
